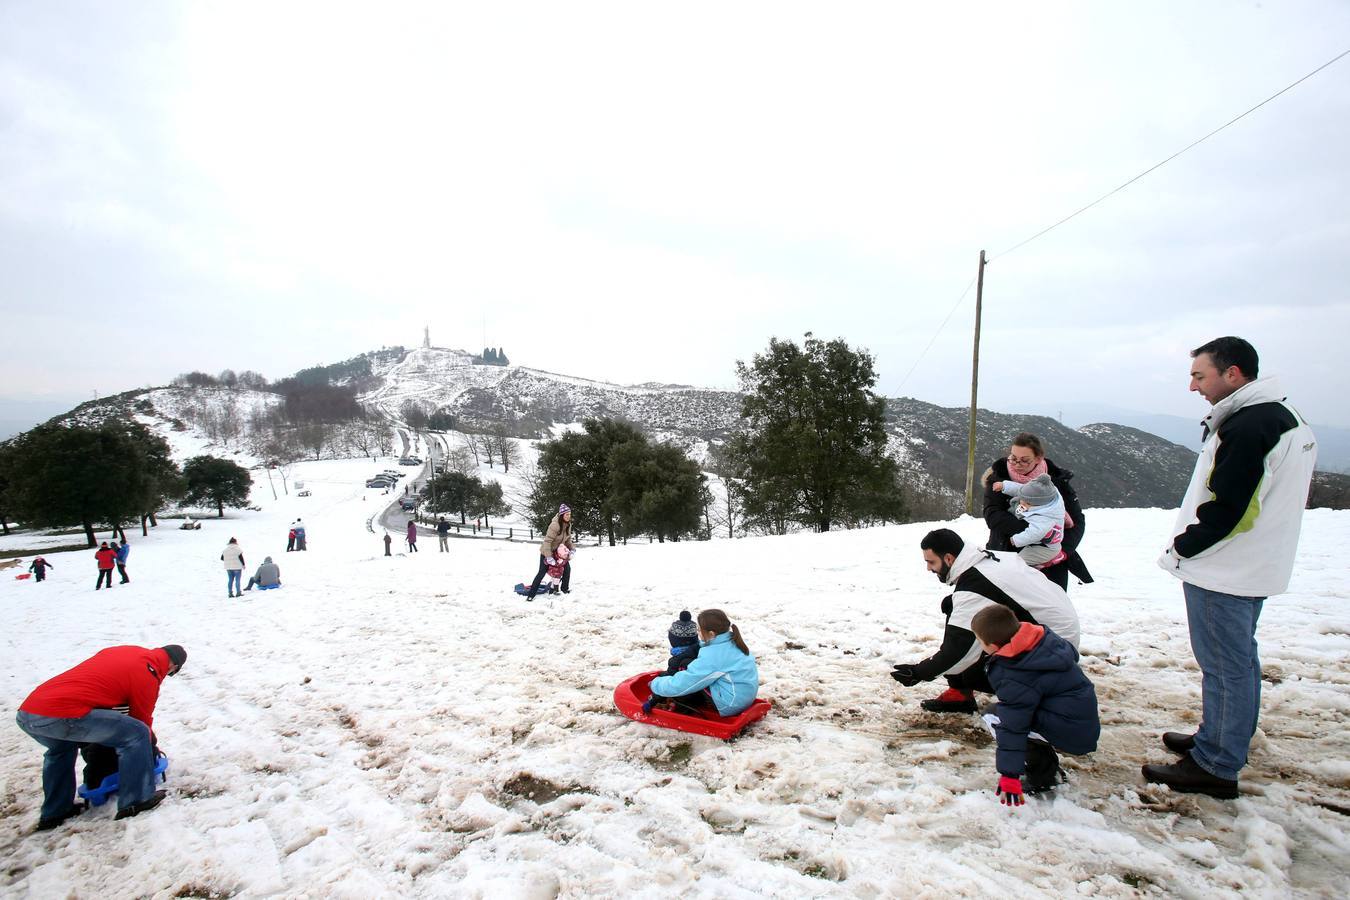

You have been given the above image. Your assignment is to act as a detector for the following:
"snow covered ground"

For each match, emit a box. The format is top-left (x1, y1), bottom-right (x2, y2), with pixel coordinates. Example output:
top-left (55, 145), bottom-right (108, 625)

top-left (1, 457), bottom-right (1347, 898)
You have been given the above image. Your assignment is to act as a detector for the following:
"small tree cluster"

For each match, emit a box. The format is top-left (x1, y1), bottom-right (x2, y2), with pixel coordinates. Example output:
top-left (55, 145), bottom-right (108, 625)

top-left (528, 418), bottom-right (708, 545)
top-left (420, 472), bottom-right (511, 526)
top-left (181, 455), bottom-right (253, 518)
top-left (1, 421), bottom-right (185, 546)
top-left (478, 347), bottom-right (510, 366)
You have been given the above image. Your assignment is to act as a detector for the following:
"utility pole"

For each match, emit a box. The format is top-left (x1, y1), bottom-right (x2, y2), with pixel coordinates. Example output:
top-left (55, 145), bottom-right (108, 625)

top-left (963, 250), bottom-right (987, 516)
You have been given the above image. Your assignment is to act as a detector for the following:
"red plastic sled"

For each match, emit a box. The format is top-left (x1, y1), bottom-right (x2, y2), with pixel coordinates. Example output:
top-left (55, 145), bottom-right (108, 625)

top-left (613, 671), bottom-right (770, 740)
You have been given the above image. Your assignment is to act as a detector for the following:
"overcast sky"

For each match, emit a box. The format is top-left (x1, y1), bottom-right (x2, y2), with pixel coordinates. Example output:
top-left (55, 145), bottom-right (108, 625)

top-left (3, 1), bottom-right (1349, 428)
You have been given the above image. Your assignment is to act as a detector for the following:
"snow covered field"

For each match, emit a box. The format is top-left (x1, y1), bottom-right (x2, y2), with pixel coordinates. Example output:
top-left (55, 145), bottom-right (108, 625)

top-left (2, 457), bottom-right (1347, 898)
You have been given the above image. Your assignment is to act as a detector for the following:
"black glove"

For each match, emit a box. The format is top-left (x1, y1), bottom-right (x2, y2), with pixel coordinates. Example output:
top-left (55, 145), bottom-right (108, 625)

top-left (890, 664), bottom-right (922, 687)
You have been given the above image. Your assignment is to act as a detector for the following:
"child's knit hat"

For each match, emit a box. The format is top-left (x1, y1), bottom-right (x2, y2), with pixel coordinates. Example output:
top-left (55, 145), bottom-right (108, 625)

top-left (1019, 473), bottom-right (1059, 507)
top-left (668, 610), bottom-right (699, 648)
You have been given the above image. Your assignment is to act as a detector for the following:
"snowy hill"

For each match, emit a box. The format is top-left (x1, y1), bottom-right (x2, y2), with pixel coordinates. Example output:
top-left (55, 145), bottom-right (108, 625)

top-left (2, 470), bottom-right (1347, 896)
top-left (6, 345), bottom-right (1269, 513)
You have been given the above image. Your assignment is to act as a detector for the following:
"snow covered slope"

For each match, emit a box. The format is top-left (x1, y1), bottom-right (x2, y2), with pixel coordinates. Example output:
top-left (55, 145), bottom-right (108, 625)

top-left (2, 472), bottom-right (1347, 897)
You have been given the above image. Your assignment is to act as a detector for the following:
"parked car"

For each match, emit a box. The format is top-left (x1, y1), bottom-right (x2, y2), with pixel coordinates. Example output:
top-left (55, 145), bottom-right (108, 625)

top-left (297, 489), bottom-right (312, 498)
top-left (398, 457), bottom-right (421, 466)
top-left (366, 479), bottom-right (392, 488)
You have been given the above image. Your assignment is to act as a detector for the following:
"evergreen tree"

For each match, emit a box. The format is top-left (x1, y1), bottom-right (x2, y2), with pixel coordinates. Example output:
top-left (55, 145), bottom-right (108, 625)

top-left (531, 418), bottom-right (706, 544)
top-left (422, 471), bottom-right (480, 523)
top-left (469, 480), bottom-right (510, 527)
top-left (3, 423), bottom-right (154, 546)
top-left (181, 456), bottom-right (253, 518)
top-left (732, 334), bottom-right (905, 532)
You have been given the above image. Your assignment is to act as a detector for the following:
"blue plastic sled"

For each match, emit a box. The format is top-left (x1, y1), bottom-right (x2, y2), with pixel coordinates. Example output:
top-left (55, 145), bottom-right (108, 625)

top-left (257, 583), bottom-right (281, 591)
top-left (513, 582), bottom-right (560, 596)
top-left (78, 754), bottom-right (169, 806)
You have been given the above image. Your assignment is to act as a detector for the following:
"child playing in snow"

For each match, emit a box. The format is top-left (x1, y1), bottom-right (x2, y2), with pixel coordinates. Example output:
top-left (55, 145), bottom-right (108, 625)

top-left (971, 604), bottom-right (1099, 806)
top-left (540, 544), bottom-right (572, 595)
top-left (991, 472), bottom-right (1065, 566)
top-left (28, 557), bottom-right (53, 582)
top-left (663, 610), bottom-right (701, 675)
top-left (645, 609), bottom-right (759, 717)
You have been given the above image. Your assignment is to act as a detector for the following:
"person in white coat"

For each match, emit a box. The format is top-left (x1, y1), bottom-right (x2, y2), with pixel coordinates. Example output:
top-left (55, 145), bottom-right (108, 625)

top-left (889, 528), bottom-right (1081, 714)
top-left (221, 538), bottom-right (246, 598)
top-left (1144, 337), bottom-right (1317, 799)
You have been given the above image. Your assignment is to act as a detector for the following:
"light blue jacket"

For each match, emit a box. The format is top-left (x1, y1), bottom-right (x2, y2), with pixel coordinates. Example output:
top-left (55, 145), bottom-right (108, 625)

top-left (650, 631), bottom-right (759, 715)
top-left (1001, 483), bottom-right (1065, 548)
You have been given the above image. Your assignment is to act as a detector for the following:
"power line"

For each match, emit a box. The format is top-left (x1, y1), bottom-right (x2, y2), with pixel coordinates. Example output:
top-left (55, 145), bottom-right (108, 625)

top-left (990, 46), bottom-right (1350, 262)
top-left (895, 275), bottom-right (977, 395)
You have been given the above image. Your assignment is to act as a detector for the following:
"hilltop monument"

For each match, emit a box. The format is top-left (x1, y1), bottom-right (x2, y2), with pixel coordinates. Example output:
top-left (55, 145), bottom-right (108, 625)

top-left (423, 326), bottom-right (430, 349)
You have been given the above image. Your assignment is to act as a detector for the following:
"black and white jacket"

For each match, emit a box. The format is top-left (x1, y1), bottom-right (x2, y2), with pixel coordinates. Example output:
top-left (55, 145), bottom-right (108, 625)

top-left (910, 544), bottom-right (1082, 682)
top-left (1160, 377), bottom-right (1317, 597)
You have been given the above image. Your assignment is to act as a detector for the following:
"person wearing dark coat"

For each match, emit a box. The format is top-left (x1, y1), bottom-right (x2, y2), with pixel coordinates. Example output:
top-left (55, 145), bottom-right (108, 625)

top-left (28, 557), bottom-right (53, 582)
top-left (982, 432), bottom-right (1092, 591)
top-left (972, 604), bottom-right (1099, 806)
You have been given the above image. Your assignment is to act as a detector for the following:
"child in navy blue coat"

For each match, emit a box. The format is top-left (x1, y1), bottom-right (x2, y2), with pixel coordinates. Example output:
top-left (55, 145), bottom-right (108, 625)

top-left (972, 604), bottom-right (1100, 806)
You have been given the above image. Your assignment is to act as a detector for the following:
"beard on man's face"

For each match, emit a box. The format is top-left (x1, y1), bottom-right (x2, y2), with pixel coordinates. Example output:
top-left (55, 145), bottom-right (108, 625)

top-left (932, 560), bottom-right (951, 583)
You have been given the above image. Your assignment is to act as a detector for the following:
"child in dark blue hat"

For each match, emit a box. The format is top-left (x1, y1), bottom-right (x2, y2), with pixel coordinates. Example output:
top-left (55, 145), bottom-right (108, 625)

top-left (664, 611), bottom-right (700, 676)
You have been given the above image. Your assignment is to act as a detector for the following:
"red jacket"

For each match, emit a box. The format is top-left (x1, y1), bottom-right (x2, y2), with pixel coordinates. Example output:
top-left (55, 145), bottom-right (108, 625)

top-left (20, 646), bottom-right (172, 734)
top-left (95, 547), bottom-right (117, 570)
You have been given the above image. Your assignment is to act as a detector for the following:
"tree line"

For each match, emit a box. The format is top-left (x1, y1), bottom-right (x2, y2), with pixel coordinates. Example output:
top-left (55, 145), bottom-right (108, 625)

top-left (0, 421), bottom-right (254, 546)
top-left (521, 333), bottom-right (906, 543)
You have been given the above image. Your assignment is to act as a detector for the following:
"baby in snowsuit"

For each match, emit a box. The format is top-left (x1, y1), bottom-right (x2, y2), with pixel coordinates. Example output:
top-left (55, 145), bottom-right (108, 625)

top-left (992, 472), bottom-right (1065, 567)
top-left (541, 544), bottom-right (572, 594)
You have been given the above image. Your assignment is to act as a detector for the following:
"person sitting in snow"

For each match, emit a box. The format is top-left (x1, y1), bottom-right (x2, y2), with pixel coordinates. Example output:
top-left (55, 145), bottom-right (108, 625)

top-left (889, 528), bottom-right (1081, 714)
top-left (971, 604), bottom-right (1099, 805)
top-left (663, 610), bottom-right (701, 675)
top-left (645, 609), bottom-right (759, 716)
top-left (244, 556), bottom-right (281, 591)
top-left (991, 473), bottom-right (1066, 568)
top-left (28, 557), bottom-right (53, 582)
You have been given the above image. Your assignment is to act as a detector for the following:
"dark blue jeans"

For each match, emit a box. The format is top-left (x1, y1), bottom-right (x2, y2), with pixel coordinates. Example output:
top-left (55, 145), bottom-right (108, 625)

top-left (1184, 582), bottom-right (1266, 780)
top-left (16, 709), bottom-right (157, 818)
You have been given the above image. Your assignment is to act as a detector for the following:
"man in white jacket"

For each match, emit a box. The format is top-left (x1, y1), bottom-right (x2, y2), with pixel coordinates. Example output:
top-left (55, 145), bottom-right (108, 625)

top-left (889, 528), bottom-right (1081, 713)
top-left (1145, 337), bottom-right (1317, 799)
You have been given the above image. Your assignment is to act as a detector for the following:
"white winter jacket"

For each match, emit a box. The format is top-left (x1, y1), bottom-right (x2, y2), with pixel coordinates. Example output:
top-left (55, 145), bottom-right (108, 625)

top-left (933, 544), bottom-right (1081, 678)
top-left (1158, 377), bottom-right (1317, 597)
top-left (221, 542), bottom-right (245, 571)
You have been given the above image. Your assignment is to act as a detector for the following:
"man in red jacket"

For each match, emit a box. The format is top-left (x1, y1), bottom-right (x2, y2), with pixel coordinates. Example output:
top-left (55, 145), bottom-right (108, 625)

top-left (94, 542), bottom-right (117, 590)
top-left (16, 644), bottom-right (186, 829)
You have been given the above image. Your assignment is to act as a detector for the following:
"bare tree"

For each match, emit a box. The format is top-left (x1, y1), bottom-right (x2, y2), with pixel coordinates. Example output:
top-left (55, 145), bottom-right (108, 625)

top-left (465, 433), bottom-right (482, 467)
top-left (299, 423), bottom-right (331, 460)
top-left (488, 427), bottom-right (519, 473)
top-left (446, 444), bottom-right (476, 476)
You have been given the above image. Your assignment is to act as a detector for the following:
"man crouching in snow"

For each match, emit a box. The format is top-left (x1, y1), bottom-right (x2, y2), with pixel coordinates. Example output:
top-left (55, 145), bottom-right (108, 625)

top-left (15, 644), bottom-right (186, 829)
top-left (972, 604), bottom-right (1099, 805)
top-left (889, 529), bottom-right (1081, 713)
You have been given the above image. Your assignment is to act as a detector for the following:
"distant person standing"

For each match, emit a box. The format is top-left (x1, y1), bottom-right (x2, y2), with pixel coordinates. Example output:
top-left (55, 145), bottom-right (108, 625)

top-left (114, 539), bottom-right (131, 584)
top-left (437, 517), bottom-right (451, 552)
top-left (406, 520), bottom-right (418, 552)
top-left (221, 538), bottom-right (246, 598)
top-left (1143, 337), bottom-right (1317, 799)
top-left (286, 526), bottom-right (296, 552)
top-left (524, 504), bottom-right (576, 601)
top-left (383, 533), bottom-right (392, 557)
top-left (294, 519), bottom-right (307, 551)
top-left (94, 542), bottom-right (117, 590)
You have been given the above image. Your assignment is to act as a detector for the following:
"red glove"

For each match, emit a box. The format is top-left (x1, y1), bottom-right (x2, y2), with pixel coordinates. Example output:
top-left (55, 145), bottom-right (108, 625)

top-left (996, 776), bottom-right (1024, 807)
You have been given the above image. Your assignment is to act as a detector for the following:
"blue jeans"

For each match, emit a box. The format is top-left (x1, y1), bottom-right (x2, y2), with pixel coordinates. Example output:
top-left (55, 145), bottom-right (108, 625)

top-left (1184, 582), bottom-right (1265, 780)
top-left (227, 569), bottom-right (242, 594)
top-left (15, 709), bottom-right (157, 818)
